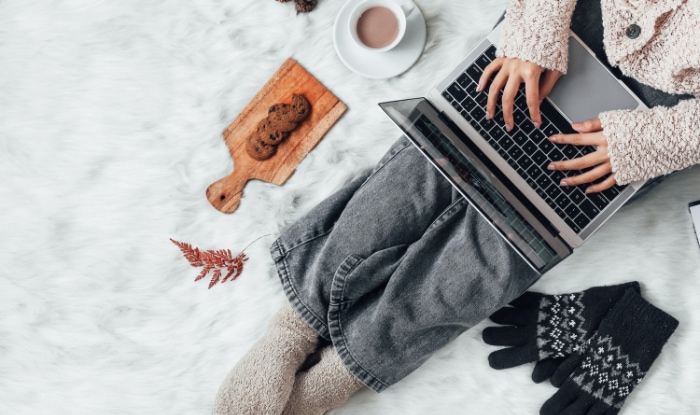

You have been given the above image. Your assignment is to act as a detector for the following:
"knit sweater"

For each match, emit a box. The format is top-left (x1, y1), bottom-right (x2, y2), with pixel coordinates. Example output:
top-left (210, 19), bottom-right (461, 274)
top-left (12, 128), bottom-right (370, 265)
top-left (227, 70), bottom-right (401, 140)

top-left (498, 0), bottom-right (700, 185)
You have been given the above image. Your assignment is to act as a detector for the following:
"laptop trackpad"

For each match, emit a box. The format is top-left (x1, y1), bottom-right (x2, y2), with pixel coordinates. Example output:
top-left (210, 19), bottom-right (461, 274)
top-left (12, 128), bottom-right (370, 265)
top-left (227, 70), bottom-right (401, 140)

top-left (547, 37), bottom-right (639, 123)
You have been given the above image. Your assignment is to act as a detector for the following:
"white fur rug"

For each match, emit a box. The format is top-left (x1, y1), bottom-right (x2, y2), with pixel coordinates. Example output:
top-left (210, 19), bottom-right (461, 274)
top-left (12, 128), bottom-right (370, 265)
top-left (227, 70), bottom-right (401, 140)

top-left (1, 0), bottom-right (699, 414)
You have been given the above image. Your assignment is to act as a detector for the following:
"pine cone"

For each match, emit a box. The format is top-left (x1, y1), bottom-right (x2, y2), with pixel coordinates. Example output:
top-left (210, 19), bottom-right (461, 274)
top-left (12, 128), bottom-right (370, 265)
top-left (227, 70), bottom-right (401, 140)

top-left (295, 0), bottom-right (317, 13)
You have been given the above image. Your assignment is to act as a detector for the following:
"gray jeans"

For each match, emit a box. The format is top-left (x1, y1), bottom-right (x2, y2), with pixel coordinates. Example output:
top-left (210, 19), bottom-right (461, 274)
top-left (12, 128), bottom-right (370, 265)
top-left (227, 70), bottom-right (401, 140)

top-left (271, 138), bottom-right (538, 392)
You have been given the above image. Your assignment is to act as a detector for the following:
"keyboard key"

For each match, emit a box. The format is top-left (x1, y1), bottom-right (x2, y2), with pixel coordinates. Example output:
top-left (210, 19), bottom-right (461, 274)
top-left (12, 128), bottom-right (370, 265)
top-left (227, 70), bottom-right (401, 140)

top-left (476, 54), bottom-right (491, 70)
top-left (527, 164), bottom-right (542, 180)
top-left (562, 145), bottom-right (579, 159)
top-left (565, 204), bottom-right (579, 218)
top-left (448, 83), bottom-right (467, 102)
top-left (490, 126), bottom-right (505, 141)
top-left (565, 218), bottom-right (581, 233)
top-left (507, 143), bottom-right (522, 159)
top-left (536, 173), bottom-right (552, 189)
top-left (513, 131), bottom-right (530, 148)
top-left (589, 192), bottom-right (610, 210)
top-left (548, 147), bottom-right (565, 161)
top-left (465, 82), bottom-right (480, 97)
top-left (543, 124), bottom-right (559, 138)
top-left (531, 150), bottom-right (547, 165)
top-left (580, 200), bottom-right (600, 219)
top-left (512, 109), bottom-right (526, 125)
top-left (515, 94), bottom-right (529, 112)
top-left (500, 135), bottom-right (515, 150)
top-left (555, 194), bottom-right (570, 209)
top-left (545, 183), bottom-right (561, 199)
top-left (467, 64), bottom-right (482, 83)
top-left (472, 107), bottom-right (486, 122)
top-left (570, 188), bottom-right (586, 205)
top-left (485, 45), bottom-right (497, 60)
top-left (574, 213), bottom-right (590, 229)
top-left (522, 141), bottom-right (538, 155)
top-left (475, 92), bottom-right (488, 107)
top-left (457, 73), bottom-right (470, 88)
top-left (442, 91), bottom-right (453, 103)
top-left (461, 97), bottom-right (477, 112)
top-left (480, 117), bottom-right (496, 131)
top-left (520, 118), bottom-right (535, 134)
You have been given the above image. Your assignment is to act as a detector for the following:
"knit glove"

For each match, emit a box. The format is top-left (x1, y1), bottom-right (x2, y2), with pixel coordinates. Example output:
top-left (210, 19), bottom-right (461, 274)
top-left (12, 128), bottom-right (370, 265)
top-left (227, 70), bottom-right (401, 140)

top-left (541, 289), bottom-right (678, 415)
top-left (482, 282), bottom-right (640, 382)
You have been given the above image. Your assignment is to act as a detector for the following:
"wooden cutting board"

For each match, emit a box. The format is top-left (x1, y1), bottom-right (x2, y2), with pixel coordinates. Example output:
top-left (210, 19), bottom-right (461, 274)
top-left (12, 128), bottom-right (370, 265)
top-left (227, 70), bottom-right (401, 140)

top-left (206, 58), bottom-right (347, 214)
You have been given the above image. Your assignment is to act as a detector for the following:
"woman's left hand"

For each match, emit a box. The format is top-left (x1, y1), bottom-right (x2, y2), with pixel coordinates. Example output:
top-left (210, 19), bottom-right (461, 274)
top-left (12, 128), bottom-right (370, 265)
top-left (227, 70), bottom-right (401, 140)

top-left (547, 118), bottom-right (617, 193)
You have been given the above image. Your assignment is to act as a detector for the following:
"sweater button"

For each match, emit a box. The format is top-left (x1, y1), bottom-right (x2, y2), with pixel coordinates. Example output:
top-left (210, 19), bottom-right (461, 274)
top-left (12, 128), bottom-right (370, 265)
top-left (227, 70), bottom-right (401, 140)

top-left (626, 24), bottom-right (641, 39)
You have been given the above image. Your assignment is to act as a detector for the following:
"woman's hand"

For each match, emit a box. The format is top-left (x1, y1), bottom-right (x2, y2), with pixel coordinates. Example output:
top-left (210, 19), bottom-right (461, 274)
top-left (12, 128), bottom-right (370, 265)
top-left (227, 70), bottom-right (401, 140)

top-left (547, 118), bottom-right (616, 193)
top-left (477, 57), bottom-right (562, 132)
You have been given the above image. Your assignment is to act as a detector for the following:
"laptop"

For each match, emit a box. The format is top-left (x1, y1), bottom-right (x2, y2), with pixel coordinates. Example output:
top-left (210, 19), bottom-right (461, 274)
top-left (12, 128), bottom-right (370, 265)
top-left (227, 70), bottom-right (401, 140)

top-left (379, 22), bottom-right (647, 274)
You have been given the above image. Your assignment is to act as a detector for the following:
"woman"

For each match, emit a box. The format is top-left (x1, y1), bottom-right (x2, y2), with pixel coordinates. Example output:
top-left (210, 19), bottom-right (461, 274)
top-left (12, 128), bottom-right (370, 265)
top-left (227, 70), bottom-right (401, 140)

top-left (213, 0), bottom-right (699, 413)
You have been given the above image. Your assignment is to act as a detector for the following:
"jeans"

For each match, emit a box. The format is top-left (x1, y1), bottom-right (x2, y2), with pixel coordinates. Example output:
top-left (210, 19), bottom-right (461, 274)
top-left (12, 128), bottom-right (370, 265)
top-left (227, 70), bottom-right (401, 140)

top-left (271, 138), bottom-right (538, 392)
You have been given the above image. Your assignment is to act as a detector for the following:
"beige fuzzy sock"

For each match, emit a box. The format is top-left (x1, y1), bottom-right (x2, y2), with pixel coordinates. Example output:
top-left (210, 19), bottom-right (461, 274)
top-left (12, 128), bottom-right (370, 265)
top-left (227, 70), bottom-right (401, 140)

top-left (212, 303), bottom-right (319, 415)
top-left (281, 346), bottom-right (365, 415)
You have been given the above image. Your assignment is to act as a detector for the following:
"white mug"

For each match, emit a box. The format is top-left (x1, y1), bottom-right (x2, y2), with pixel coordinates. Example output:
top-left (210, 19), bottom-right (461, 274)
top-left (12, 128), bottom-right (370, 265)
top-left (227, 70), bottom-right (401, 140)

top-left (348, 0), bottom-right (416, 53)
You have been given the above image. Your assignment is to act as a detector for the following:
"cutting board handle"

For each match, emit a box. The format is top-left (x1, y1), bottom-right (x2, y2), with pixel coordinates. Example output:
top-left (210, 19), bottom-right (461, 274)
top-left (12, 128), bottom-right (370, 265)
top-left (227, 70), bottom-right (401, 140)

top-left (206, 168), bottom-right (249, 213)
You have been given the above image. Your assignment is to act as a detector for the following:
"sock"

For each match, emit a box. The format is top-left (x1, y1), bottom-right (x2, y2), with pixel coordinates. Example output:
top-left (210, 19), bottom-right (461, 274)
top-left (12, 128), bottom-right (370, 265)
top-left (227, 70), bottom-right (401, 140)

top-left (281, 346), bottom-right (365, 415)
top-left (483, 282), bottom-right (640, 382)
top-left (212, 303), bottom-right (319, 415)
top-left (541, 289), bottom-right (678, 415)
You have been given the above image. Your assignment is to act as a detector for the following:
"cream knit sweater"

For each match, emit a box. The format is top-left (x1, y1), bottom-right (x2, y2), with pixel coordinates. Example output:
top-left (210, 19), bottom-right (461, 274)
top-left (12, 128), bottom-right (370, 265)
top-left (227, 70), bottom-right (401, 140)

top-left (498, 0), bottom-right (700, 185)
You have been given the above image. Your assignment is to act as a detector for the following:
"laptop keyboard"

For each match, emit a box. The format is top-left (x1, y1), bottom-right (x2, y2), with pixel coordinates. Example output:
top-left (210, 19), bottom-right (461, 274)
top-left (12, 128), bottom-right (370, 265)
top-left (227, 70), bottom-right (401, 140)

top-left (441, 45), bottom-right (626, 234)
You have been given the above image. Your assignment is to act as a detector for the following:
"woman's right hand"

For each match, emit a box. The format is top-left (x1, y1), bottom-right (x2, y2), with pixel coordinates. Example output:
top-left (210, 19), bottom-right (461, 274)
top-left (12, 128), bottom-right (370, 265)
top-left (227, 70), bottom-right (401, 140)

top-left (477, 57), bottom-right (562, 132)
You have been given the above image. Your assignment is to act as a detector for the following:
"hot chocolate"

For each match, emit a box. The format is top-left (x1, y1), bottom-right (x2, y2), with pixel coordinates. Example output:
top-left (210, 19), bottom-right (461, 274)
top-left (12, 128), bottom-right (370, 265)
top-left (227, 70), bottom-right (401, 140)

top-left (355, 6), bottom-right (399, 49)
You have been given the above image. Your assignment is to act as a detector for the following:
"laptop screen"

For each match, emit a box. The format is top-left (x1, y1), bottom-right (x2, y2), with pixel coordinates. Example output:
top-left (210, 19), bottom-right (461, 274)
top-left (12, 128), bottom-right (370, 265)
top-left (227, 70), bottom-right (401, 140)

top-left (380, 98), bottom-right (568, 273)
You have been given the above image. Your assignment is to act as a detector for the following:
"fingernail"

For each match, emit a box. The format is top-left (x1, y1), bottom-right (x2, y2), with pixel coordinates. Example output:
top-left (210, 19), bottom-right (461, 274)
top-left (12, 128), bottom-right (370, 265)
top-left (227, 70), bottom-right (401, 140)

top-left (485, 111), bottom-right (492, 120)
top-left (560, 180), bottom-right (568, 186)
top-left (585, 188), bottom-right (593, 194)
top-left (506, 123), bottom-right (513, 132)
top-left (534, 121), bottom-right (541, 129)
top-left (549, 135), bottom-right (558, 142)
top-left (547, 163), bottom-right (555, 170)
top-left (476, 85), bottom-right (483, 92)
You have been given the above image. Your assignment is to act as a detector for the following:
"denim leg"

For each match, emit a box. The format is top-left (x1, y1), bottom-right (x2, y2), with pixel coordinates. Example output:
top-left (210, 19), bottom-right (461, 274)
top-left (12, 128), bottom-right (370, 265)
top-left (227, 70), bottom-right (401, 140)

top-left (271, 138), bottom-right (539, 392)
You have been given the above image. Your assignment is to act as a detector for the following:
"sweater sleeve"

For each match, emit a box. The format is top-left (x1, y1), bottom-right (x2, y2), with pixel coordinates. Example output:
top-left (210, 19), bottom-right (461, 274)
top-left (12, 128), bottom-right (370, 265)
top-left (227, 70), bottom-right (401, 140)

top-left (497, 0), bottom-right (579, 74)
top-left (599, 98), bottom-right (700, 185)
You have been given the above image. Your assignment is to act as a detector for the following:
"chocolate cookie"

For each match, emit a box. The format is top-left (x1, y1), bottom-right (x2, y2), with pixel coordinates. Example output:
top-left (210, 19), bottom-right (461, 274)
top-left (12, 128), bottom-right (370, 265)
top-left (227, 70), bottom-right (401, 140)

top-left (245, 93), bottom-right (312, 161)
top-left (246, 135), bottom-right (278, 161)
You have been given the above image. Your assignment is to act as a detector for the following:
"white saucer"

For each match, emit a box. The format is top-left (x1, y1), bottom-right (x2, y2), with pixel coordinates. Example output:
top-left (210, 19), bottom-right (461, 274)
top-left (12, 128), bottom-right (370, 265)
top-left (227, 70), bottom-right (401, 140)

top-left (333, 0), bottom-right (427, 79)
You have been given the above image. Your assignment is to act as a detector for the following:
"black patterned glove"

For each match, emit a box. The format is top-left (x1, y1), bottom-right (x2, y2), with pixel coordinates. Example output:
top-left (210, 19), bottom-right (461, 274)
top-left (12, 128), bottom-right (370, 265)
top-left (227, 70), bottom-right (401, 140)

top-left (482, 282), bottom-right (640, 382)
top-left (541, 289), bottom-right (678, 415)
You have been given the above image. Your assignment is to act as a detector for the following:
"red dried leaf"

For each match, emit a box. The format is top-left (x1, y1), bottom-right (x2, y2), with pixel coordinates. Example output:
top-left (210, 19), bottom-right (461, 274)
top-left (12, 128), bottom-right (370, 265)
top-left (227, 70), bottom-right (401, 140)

top-left (209, 269), bottom-right (222, 289)
top-left (171, 237), bottom-right (265, 289)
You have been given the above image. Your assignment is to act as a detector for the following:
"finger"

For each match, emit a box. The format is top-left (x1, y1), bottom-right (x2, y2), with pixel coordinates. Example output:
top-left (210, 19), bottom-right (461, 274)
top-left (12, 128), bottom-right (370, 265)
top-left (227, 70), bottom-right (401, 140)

top-left (538, 70), bottom-right (562, 101)
top-left (548, 149), bottom-right (608, 171)
top-left (487, 345), bottom-right (538, 369)
top-left (482, 326), bottom-right (530, 346)
top-left (525, 72), bottom-right (542, 127)
top-left (549, 132), bottom-right (607, 147)
top-left (501, 76), bottom-right (521, 131)
top-left (584, 174), bottom-right (617, 194)
top-left (571, 118), bottom-right (602, 133)
top-left (551, 354), bottom-right (583, 387)
top-left (532, 358), bottom-right (567, 383)
top-left (487, 69), bottom-right (509, 119)
top-left (559, 163), bottom-right (612, 188)
top-left (478, 57), bottom-right (504, 92)
top-left (490, 306), bottom-right (538, 326)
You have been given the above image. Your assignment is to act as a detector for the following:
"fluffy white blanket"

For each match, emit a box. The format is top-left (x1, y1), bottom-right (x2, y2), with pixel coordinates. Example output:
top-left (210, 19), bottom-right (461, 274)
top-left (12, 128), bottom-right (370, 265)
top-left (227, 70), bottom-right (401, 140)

top-left (1, 0), bottom-right (699, 414)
